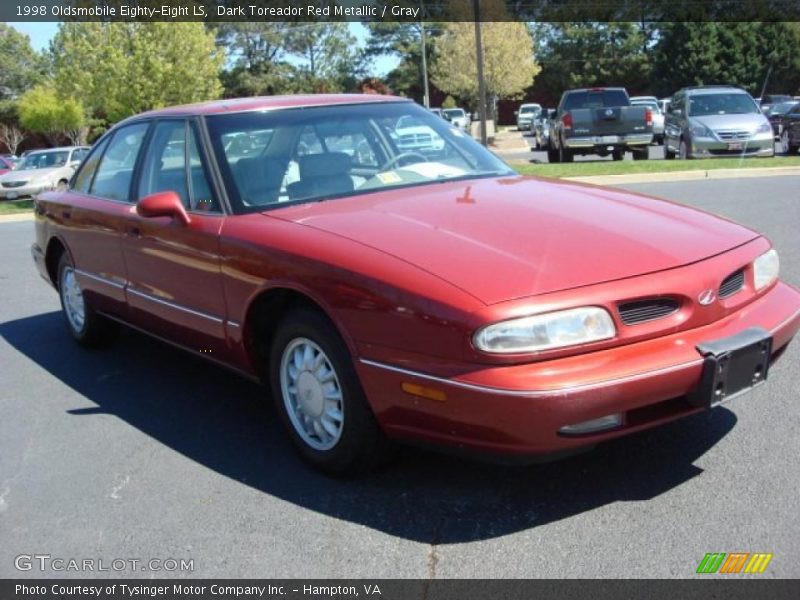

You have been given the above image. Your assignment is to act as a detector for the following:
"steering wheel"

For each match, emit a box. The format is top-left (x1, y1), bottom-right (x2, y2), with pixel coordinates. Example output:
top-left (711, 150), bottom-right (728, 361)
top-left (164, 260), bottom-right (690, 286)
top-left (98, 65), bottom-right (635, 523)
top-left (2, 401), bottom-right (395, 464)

top-left (380, 151), bottom-right (428, 171)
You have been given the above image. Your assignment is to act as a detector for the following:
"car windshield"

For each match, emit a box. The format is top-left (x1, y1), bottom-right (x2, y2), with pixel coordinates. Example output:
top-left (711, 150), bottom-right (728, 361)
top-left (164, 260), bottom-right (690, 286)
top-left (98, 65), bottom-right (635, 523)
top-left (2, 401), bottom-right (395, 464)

top-left (688, 93), bottom-right (759, 116)
top-left (443, 109), bottom-right (465, 119)
top-left (205, 101), bottom-right (514, 213)
top-left (18, 150), bottom-right (69, 170)
top-left (768, 101), bottom-right (798, 115)
top-left (563, 90), bottom-right (629, 109)
top-left (519, 105), bottom-right (539, 114)
top-left (631, 100), bottom-right (660, 113)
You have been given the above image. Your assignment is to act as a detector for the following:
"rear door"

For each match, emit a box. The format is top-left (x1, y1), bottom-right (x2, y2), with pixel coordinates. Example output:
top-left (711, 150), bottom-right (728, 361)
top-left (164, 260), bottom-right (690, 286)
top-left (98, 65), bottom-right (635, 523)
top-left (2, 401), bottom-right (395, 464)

top-left (119, 118), bottom-right (231, 359)
top-left (59, 122), bottom-right (150, 317)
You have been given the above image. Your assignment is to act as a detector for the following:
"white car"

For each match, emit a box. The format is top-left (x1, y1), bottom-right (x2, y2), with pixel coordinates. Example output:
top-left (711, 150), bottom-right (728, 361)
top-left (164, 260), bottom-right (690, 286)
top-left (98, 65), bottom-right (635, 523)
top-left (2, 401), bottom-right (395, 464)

top-left (630, 97), bottom-right (665, 144)
top-left (0, 146), bottom-right (90, 200)
top-left (442, 108), bottom-right (470, 132)
top-left (515, 103), bottom-right (542, 131)
top-left (394, 116), bottom-right (446, 155)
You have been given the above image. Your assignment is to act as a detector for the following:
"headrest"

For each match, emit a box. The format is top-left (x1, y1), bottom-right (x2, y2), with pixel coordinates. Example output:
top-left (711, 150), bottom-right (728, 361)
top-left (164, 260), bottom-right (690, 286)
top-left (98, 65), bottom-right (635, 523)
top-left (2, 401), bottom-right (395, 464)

top-left (299, 152), bottom-right (351, 179)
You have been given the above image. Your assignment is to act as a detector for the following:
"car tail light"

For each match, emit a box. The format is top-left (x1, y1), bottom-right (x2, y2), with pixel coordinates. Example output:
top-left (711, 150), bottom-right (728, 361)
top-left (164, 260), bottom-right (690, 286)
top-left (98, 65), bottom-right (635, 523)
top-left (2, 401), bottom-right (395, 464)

top-left (563, 112), bottom-right (573, 130)
top-left (645, 108), bottom-right (653, 126)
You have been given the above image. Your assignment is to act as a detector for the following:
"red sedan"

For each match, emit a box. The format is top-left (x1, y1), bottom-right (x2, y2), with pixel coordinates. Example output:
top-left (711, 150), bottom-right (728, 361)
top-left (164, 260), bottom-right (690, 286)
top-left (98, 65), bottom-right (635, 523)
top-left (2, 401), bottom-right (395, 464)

top-left (31, 95), bottom-right (800, 475)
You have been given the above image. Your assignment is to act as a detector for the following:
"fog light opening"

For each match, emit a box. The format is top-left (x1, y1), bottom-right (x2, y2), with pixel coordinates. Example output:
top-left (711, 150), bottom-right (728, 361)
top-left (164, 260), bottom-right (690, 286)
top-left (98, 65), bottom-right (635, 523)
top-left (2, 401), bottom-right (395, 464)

top-left (559, 413), bottom-right (623, 436)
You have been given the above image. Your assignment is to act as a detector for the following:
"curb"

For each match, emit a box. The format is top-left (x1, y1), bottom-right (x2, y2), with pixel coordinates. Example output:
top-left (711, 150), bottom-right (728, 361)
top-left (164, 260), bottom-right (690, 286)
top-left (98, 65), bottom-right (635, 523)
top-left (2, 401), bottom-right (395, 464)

top-left (0, 212), bottom-right (34, 223)
top-left (562, 166), bottom-right (800, 185)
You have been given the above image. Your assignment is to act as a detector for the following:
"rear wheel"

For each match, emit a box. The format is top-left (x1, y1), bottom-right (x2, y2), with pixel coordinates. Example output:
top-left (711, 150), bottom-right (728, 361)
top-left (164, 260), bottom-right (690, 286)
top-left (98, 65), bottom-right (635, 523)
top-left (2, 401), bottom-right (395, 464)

top-left (269, 308), bottom-right (393, 476)
top-left (57, 254), bottom-right (118, 347)
top-left (612, 149), bottom-right (624, 161)
top-left (558, 142), bottom-right (573, 163)
top-left (547, 146), bottom-right (560, 163)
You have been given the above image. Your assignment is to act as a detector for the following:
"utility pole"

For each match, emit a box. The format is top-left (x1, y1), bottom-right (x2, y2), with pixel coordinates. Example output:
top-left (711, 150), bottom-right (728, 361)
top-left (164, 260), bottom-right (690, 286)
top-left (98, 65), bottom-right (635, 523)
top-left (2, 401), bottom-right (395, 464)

top-left (473, 0), bottom-right (488, 145)
top-left (420, 1), bottom-right (430, 108)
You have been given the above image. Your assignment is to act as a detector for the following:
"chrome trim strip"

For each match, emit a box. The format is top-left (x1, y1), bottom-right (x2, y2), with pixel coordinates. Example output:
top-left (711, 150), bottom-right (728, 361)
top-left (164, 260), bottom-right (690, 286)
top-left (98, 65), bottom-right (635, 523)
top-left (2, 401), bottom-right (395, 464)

top-left (359, 358), bottom-right (703, 398)
top-left (227, 321), bottom-right (241, 329)
top-left (74, 268), bottom-right (125, 289)
top-left (127, 287), bottom-right (224, 324)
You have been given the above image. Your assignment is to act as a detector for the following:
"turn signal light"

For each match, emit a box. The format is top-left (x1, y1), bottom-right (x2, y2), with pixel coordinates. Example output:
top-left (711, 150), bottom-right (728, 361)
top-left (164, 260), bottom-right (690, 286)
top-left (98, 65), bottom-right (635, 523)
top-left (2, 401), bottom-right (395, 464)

top-left (401, 382), bottom-right (447, 402)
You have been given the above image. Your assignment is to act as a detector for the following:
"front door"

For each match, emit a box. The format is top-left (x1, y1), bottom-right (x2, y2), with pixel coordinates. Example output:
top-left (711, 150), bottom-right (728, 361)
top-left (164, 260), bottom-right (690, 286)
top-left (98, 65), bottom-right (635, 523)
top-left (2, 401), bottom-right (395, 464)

top-left (120, 119), bottom-right (231, 360)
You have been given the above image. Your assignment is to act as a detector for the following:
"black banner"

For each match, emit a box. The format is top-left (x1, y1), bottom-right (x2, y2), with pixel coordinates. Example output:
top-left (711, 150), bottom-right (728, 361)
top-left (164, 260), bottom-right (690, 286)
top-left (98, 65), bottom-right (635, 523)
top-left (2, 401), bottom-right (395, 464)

top-left (3, 0), bottom-right (800, 23)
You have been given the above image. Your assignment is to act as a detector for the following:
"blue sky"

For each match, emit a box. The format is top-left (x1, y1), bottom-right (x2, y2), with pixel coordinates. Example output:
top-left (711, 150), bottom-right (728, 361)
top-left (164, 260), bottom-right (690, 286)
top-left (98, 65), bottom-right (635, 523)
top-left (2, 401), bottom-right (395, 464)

top-left (10, 22), bottom-right (398, 75)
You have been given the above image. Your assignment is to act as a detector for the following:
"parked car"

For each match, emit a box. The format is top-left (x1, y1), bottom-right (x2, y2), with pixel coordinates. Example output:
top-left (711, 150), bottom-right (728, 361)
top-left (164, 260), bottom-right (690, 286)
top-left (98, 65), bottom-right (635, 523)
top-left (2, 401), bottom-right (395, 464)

top-left (530, 108), bottom-right (555, 150)
top-left (549, 87), bottom-right (654, 162)
top-left (630, 96), bottom-right (665, 144)
top-left (760, 94), bottom-right (794, 114)
top-left (442, 108), bottom-right (470, 131)
top-left (31, 95), bottom-right (800, 475)
top-left (664, 86), bottom-right (774, 159)
top-left (765, 100), bottom-right (800, 137)
top-left (428, 107), bottom-right (445, 119)
top-left (515, 103), bottom-right (542, 131)
top-left (769, 102), bottom-right (800, 154)
top-left (393, 115), bottom-right (446, 155)
top-left (0, 156), bottom-right (17, 176)
top-left (0, 146), bottom-right (90, 200)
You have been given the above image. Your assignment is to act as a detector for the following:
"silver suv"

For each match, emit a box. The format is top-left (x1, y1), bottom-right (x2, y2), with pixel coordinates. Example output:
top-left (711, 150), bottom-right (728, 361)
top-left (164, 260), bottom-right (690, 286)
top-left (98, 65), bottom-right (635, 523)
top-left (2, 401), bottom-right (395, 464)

top-left (664, 86), bottom-right (774, 159)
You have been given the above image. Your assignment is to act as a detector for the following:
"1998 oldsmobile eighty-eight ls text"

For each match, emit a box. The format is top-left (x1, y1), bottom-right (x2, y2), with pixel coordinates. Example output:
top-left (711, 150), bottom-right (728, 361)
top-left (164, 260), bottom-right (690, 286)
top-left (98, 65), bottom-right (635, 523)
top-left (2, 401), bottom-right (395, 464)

top-left (31, 95), bottom-right (800, 475)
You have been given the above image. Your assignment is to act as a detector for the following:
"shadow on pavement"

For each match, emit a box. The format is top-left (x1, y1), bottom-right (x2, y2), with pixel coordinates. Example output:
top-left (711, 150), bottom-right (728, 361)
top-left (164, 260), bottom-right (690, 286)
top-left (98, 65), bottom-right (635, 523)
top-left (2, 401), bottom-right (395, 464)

top-left (1, 311), bottom-right (737, 544)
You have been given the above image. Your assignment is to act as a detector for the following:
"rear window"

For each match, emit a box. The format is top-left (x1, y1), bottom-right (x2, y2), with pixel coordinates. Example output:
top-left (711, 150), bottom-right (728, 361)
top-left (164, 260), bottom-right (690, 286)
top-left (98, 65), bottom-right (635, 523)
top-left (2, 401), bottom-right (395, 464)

top-left (563, 90), bottom-right (630, 110)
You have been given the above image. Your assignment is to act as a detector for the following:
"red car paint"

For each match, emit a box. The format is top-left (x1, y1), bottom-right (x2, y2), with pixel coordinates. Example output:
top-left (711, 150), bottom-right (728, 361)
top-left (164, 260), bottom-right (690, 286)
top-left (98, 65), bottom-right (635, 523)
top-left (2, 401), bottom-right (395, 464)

top-left (31, 95), bottom-right (800, 458)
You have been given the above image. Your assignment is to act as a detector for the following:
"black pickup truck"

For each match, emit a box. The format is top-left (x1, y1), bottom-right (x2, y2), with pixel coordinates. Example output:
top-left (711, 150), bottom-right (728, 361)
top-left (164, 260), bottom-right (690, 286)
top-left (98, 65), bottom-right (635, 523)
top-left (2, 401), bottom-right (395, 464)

top-left (548, 88), bottom-right (654, 162)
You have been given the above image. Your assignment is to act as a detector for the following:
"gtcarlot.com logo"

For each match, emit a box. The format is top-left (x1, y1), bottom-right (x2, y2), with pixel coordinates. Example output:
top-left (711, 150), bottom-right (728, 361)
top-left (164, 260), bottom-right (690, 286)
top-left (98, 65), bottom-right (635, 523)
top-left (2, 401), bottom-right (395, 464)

top-left (15, 554), bottom-right (194, 573)
top-left (696, 552), bottom-right (773, 574)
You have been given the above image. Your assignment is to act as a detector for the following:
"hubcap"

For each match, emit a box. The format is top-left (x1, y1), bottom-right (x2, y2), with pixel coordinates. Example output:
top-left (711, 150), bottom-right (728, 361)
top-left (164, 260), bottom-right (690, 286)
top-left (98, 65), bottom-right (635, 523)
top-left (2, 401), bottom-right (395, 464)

top-left (61, 267), bottom-right (86, 333)
top-left (280, 337), bottom-right (344, 451)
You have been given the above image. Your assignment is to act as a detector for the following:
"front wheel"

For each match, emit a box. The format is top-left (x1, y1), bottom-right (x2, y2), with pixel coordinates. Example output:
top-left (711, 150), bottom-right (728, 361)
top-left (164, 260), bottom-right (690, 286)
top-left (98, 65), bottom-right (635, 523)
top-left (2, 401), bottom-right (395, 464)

top-left (269, 308), bottom-right (392, 476)
top-left (612, 149), bottom-right (624, 161)
top-left (57, 254), bottom-right (118, 347)
top-left (780, 129), bottom-right (796, 155)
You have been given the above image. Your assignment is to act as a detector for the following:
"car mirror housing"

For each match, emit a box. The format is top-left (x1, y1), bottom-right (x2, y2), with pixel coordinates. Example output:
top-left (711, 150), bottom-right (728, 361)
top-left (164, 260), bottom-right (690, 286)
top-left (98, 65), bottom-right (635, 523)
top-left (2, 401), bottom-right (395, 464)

top-left (136, 191), bottom-right (191, 225)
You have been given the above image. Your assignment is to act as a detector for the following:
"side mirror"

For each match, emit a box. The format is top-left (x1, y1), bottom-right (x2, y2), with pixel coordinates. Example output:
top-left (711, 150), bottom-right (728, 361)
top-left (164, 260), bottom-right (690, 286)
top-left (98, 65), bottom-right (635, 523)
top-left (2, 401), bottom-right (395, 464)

top-left (136, 191), bottom-right (190, 225)
top-left (514, 110), bottom-right (519, 116)
top-left (69, 160), bottom-right (81, 169)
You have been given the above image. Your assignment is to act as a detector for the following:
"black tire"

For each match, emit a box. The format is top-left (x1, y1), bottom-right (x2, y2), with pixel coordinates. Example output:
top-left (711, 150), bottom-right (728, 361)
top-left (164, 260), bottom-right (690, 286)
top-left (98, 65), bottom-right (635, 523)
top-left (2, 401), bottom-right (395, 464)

top-left (559, 142), bottom-right (573, 163)
top-left (632, 148), bottom-right (649, 161)
top-left (57, 253), bottom-right (118, 348)
top-left (547, 146), bottom-right (560, 163)
top-left (269, 308), bottom-right (393, 476)
top-left (612, 149), bottom-right (624, 161)
top-left (664, 144), bottom-right (676, 160)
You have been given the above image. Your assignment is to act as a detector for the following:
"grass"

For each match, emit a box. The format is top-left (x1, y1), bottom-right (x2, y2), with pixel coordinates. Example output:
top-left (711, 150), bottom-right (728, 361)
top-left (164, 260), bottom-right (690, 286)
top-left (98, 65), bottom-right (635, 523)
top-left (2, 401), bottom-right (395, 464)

top-left (0, 199), bottom-right (34, 215)
top-left (512, 155), bottom-right (800, 179)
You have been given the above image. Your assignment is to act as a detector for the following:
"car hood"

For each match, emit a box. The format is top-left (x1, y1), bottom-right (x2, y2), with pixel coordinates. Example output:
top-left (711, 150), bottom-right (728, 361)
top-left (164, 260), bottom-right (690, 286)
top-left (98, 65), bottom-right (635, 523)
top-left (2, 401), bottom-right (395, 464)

top-left (268, 176), bottom-right (758, 305)
top-left (691, 113), bottom-right (767, 132)
top-left (0, 167), bottom-right (59, 181)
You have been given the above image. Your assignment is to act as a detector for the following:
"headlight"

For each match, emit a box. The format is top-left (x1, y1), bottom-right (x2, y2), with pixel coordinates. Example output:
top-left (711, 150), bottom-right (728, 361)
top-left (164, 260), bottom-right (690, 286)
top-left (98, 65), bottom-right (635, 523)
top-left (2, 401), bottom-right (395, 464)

top-left (753, 249), bottom-right (779, 291)
top-left (755, 121), bottom-right (772, 134)
top-left (689, 122), bottom-right (712, 137)
top-left (474, 307), bottom-right (616, 354)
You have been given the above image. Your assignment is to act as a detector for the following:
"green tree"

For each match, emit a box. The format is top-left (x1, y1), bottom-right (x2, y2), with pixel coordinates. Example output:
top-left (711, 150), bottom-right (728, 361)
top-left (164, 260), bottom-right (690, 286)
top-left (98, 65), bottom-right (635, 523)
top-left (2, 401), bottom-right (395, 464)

top-left (51, 23), bottom-right (223, 123)
top-left (432, 21), bottom-right (540, 118)
top-left (215, 22), bottom-right (298, 97)
top-left (532, 22), bottom-right (653, 102)
top-left (286, 23), bottom-right (365, 93)
top-left (18, 85), bottom-right (86, 144)
top-left (0, 24), bottom-right (44, 102)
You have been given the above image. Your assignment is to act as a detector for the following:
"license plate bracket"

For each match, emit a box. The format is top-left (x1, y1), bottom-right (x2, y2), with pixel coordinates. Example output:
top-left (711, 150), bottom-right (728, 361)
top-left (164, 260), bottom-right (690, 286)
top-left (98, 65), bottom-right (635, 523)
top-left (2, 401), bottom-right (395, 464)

top-left (688, 327), bottom-right (772, 408)
top-left (727, 142), bottom-right (743, 150)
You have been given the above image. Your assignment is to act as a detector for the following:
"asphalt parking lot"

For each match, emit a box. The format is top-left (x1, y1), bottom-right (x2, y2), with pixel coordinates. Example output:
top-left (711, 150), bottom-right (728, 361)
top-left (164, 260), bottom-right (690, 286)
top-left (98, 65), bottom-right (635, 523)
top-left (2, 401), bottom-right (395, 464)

top-left (1, 175), bottom-right (798, 579)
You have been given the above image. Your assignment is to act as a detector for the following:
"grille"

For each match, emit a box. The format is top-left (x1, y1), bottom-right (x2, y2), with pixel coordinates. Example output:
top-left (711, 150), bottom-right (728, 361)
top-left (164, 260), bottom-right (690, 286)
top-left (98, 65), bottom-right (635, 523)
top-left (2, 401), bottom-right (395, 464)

top-left (399, 133), bottom-right (433, 145)
top-left (715, 130), bottom-right (751, 141)
top-left (618, 298), bottom-right (680, 325)
top-left (1, 181), bottom-right (27, 188)
top-left (719, 269), bottom-right (745, 299)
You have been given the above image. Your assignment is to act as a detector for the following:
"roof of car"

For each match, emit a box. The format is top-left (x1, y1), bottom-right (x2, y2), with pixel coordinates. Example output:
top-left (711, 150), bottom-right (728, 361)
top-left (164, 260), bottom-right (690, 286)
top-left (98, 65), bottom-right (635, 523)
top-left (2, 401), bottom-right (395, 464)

top-left (681, 86), bottom-right (747, 95)
top-left (27, 146), bottom-right (88, 154)
top-left (131, 94), bottom-right (410, 120)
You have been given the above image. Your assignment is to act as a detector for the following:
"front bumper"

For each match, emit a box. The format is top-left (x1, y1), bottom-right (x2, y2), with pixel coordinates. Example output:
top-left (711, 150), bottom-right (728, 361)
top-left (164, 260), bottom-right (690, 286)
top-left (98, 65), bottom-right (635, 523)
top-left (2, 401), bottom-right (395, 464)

top-left (517, 118), bottom-right (533, 129)
top-left (357, 281), bottom-right (800, 457)
top-left (690, 134), bottom-right (774, 157)
top-left (0, 182), bottom-right (49, 199)
top-left (565, 133), bottom-right (653, 148)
